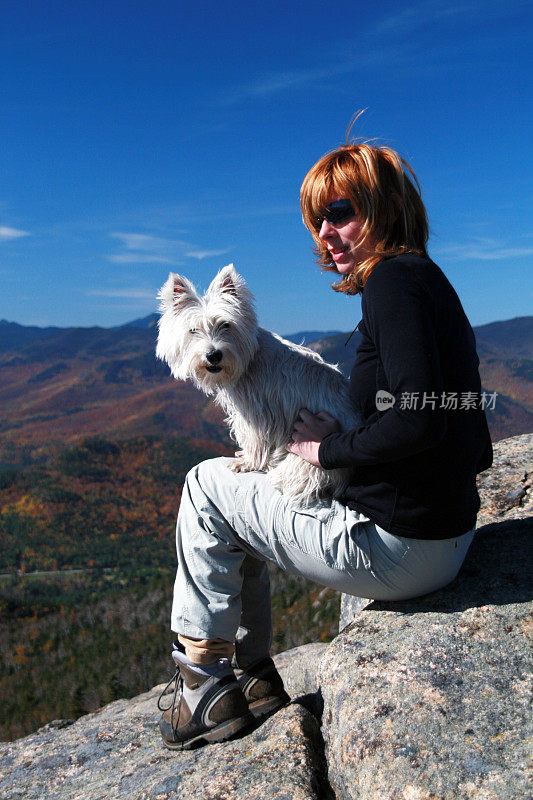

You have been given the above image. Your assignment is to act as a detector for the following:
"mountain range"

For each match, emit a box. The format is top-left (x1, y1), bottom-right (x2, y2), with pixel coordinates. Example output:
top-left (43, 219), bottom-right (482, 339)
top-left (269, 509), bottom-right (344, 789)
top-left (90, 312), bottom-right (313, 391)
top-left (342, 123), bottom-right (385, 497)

top-left (0, 315), bottom-right (531, 469)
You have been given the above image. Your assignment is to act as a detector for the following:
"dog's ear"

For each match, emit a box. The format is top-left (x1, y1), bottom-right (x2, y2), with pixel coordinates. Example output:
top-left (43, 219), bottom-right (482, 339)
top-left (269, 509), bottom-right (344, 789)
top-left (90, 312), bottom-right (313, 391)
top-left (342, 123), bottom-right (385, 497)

top-left (207, 264), bottom-right (243, 298)
top-left (157, 272), bottom-right (198, 312)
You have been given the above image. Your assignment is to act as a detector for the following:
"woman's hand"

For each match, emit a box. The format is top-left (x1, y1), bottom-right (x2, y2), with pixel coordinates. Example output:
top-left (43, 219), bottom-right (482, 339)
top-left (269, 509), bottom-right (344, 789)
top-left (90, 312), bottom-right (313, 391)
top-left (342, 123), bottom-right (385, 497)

top-left (285, 409), bottom-right (341, 466)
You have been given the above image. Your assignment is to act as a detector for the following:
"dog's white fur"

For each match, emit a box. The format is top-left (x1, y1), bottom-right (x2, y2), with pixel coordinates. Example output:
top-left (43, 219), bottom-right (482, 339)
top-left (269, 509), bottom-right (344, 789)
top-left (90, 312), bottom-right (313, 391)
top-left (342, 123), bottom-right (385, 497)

top-left (156, 264), bottom-right (363, 506)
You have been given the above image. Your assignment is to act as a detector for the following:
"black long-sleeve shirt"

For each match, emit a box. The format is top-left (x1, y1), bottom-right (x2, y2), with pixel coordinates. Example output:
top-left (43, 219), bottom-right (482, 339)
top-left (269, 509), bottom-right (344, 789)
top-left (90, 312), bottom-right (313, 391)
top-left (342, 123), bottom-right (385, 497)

top-left (318, 254), bottom-right (493, 539)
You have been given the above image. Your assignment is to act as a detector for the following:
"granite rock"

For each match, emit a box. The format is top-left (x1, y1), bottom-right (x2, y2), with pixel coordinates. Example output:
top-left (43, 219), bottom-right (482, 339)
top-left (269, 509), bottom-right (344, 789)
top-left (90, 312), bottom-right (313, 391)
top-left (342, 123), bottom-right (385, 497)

top-left (475, 432), bottom-right (532, 525)
top-left (321, 521), bottom-right (532, 799)
top-left (274, 642), bottom-right (326, 696)
top-left (0, 682), bottom-right (331, 800)
top-left (274, 642), bottom-right (327, 718)
top-left (322, 432), bottom-right (532, 800)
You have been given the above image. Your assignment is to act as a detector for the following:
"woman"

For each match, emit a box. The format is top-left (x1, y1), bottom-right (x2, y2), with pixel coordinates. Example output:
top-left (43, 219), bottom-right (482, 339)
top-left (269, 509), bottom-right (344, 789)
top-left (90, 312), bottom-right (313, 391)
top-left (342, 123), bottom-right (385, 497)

top-left (158, 138), bottom-right (493, 750)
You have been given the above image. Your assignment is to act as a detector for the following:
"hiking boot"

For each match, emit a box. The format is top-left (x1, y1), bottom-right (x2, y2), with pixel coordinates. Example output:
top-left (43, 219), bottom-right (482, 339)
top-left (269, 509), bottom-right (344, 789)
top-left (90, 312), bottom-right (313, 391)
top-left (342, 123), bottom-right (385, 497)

top-left (234, 656), bottom-right (290, 721)
top-left (158, 649), bottom-right (254, 750)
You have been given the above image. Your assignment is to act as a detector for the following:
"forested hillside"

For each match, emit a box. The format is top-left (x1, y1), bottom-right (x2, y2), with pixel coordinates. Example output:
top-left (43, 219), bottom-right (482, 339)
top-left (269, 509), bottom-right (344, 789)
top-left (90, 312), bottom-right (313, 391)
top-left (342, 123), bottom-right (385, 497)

top-left (0, 436), bottom-right (340, 740)
top-left (0, 316), bottom-right (531, 470)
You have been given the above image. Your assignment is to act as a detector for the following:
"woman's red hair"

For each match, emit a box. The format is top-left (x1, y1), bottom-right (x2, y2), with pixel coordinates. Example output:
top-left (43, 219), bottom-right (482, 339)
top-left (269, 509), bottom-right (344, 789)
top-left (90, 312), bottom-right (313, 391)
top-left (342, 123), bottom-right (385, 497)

top-left (300, 132), bottom-right (429, 294)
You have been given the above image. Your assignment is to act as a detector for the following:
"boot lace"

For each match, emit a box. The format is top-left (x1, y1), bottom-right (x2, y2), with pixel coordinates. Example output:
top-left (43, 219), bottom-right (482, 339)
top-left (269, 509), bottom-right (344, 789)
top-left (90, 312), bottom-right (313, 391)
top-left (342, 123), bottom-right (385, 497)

top-left (157, 668), bottom-right (183, 732)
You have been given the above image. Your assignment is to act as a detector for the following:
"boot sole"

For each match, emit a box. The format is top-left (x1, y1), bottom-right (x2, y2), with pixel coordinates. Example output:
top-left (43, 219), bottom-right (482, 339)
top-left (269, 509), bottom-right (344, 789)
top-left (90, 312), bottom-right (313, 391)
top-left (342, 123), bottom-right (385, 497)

top-left (162, 711), bottom-right (255, 751)
top-left (248, 695), bottom-right (290, 721)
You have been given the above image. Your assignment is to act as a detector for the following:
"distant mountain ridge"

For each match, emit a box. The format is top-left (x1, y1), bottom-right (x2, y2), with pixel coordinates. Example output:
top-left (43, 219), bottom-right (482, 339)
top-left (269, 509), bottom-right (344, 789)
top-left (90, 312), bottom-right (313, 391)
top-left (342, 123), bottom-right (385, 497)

top-left (1, 316), bottom-right (340, 347)
top-left (5, 311), bottom-right (532, 358)
top-left (0, 315), bottom-right (531, 468)
top-left (473, 317), bottom-right (533, 360)
top-left (117, 313), bottom-right (158, 330)
top-left (0, 320), bottom-right (70, 354)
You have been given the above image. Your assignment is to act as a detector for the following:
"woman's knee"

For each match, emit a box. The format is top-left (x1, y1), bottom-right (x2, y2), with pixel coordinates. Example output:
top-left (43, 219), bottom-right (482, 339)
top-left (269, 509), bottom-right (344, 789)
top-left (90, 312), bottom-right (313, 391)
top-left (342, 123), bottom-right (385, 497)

top-left (184, 457), bottom-right (236, 506)
top-left (186, 457), bottom-right (228, 485)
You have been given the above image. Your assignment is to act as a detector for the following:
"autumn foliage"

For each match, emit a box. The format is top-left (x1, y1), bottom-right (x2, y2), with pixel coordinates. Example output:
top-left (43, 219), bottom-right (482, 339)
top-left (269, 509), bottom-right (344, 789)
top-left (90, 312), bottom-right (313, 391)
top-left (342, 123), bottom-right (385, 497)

top-left (0, 436), bottom-right (340, 740)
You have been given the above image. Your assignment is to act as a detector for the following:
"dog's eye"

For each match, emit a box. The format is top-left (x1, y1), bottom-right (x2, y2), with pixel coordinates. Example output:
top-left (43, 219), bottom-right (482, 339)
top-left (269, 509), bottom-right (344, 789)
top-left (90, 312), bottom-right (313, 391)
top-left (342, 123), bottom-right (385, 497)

top-left (218, 323), bottom-right (230, 332)
top-left (189, 329), bottom-right (199, 335)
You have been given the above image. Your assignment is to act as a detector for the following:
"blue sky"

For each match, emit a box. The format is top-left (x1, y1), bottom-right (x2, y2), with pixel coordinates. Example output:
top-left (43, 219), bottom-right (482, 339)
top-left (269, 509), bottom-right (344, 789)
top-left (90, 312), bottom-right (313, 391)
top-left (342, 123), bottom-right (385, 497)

top-left (1, 0), bottom-right (531, 334)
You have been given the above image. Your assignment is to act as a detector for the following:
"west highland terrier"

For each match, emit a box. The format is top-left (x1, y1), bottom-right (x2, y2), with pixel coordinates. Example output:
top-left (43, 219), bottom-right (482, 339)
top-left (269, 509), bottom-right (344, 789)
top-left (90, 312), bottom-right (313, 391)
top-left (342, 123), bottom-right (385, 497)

top-left (156, 264), bottom-right (363, 506)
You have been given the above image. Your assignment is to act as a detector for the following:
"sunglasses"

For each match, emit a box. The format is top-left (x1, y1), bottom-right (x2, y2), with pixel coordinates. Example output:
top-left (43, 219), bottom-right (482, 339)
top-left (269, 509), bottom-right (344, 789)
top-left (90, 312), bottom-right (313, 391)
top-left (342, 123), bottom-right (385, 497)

top-left (312, 199), bottom-right (356, 230)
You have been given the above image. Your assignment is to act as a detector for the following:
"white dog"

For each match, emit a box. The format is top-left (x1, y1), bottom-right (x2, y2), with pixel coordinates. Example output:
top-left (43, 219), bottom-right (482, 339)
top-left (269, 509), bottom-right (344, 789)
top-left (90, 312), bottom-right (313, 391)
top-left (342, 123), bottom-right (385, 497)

top-left (156, 264), bottom-right (363, 506)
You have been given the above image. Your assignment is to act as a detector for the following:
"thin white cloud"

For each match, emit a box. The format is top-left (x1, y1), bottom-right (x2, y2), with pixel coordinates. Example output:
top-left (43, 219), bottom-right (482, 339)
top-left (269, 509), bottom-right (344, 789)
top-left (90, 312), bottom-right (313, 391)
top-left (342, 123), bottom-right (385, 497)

top-left (216, 0), bottom-right (528, 108)
top-left (185, 248), bottom-right (231, 260)
top-left (108, 231), bottom-right (186, 266)
top-left (87, 288), bottom-right (155, 299)
top-left (375, 0), bottom-right (529, 34)
top-left (110, 232), bottom-right (183, 251)
top-left (433, 238), bottom-right (533, 261)
top-left (214, 2), bottom-right (423, 107)
top-left (0, 226), bottom-right (31, 241)
top-left (108, 229), bottom-right (232, 266)
top-left (107, 253), bottom-right (172, 264)
top-left (217, 50), bottom-right (400, 107)
top-left (374, 0), bottom-right (476, 34)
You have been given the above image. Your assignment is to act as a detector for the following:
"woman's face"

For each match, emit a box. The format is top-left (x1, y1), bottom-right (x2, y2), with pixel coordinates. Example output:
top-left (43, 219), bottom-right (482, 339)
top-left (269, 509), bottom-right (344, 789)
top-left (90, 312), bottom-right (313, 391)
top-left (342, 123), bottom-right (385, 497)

top-left (317, 197), bottom-right (375, 275)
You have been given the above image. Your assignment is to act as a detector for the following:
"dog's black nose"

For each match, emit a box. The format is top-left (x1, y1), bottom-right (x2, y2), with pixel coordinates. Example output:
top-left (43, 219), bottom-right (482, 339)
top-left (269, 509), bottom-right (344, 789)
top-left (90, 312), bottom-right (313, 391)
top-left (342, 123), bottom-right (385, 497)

top-left (206, 349), bottom-right (223, 365)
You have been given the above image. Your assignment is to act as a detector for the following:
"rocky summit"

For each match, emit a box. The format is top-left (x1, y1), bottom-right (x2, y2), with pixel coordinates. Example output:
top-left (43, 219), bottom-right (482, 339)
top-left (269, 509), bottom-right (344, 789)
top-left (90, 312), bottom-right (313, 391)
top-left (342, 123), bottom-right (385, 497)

top-left (0, 433), bottom-right (531, 799)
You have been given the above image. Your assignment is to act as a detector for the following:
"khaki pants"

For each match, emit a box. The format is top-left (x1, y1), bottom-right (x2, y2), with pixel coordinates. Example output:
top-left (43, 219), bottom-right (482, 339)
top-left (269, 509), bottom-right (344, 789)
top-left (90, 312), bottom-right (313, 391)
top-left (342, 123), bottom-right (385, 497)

top-left (171, 458), bottom-right (475, 667)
